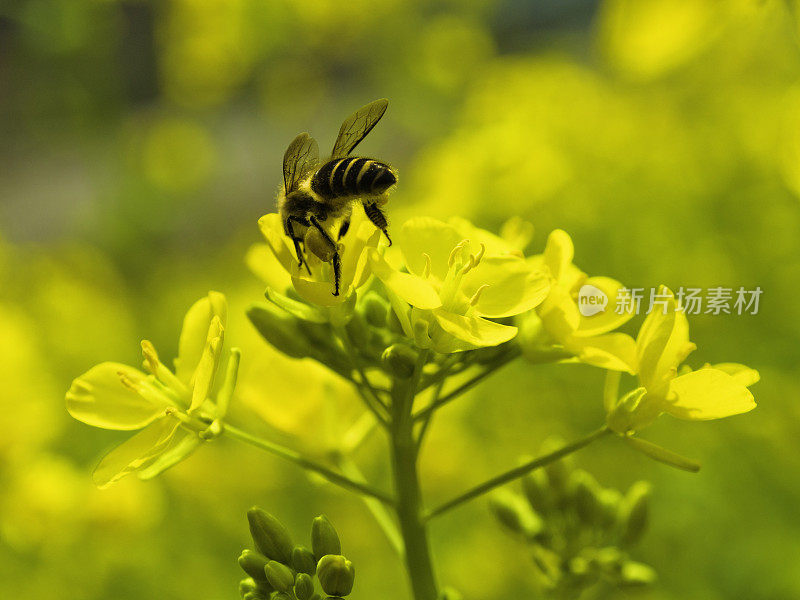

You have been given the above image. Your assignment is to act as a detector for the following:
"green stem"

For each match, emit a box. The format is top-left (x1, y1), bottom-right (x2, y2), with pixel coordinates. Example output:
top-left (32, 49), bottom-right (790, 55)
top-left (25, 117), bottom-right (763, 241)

top-left (224, 423), bottom-right (395, 505)
top-left (425, 426), bottom-right (610, 521)
top-left (390, 350), bottom-right (439, 600)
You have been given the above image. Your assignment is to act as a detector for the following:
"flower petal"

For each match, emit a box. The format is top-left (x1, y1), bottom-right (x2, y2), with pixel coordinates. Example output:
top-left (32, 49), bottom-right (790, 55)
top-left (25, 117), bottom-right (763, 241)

top-left (368, 249), bottom-right (442, 309)
top-left (432, 308), bottom-right (518, 349)
top-left (66, 363), bottom-right (163, 430)
top-left (573, 276), bottom-right (636, 336)
top-left (635, 286), bottom-right (695, 392)
top-left (664, 368), bottom-right (756, 420)
top-left (343, 218), bottom-right (381, 290)
top-left (175, 292), bottom-right (228, 385)
top-left (543, 229), bottom-right (574, 284)
top-left (537, 285), bottom-right (580, 341)
top-left (292, 279), bottom-right (342, 306)
top-left (463, 256), bottom-right (550, 318)
top-left (566, 332), bottom-right (637, 373)
top-left (137, 427), bottom-right (202, 481)
top-left (92, 417), bottom-right (181, 488)
top-left (397, 217), bottom-right (464, 281)
top-left (246, 243), bottom-right (292, 292)
top-left (258, 213), bottom-right (296, 273)
top-left (190, 316), bottom-right (224, 411)
top-left (448, 217), bottom-right (517, 255)
top-left (708, 362), bottom-right (760, 387)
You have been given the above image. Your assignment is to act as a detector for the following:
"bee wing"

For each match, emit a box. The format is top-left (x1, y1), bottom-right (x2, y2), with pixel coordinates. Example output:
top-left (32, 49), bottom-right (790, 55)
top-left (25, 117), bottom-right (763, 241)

top-left (283, 132), bottom-right (319, 193)
top-left (331, 98), bottom-right (388, 158)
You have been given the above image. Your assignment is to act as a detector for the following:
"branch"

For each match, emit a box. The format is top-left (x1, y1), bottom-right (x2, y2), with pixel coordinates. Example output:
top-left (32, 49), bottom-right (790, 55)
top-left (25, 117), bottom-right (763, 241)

top-left (224, 424), bottom-right (395, 506)
top-left (412, 348), bottom-right (520, 422)
top-left (335, 326), bottom-right (391, 426)
top-left (424, 426), bottom-right (610, 520)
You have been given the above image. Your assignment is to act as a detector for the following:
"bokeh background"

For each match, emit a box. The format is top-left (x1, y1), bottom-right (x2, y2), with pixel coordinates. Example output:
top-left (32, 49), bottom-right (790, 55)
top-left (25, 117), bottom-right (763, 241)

top-left (2, 0), bottom-right (800, 598)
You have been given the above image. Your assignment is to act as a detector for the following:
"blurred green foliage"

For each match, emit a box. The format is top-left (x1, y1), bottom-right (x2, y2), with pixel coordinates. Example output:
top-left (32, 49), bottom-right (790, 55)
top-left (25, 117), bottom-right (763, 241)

top-left (1, 0), bottom-right (800, 598)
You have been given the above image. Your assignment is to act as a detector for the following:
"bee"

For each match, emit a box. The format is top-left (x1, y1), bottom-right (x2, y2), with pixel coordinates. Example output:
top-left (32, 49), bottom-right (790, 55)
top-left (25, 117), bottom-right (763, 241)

top-left (278, 98), bottom-right (397, 296)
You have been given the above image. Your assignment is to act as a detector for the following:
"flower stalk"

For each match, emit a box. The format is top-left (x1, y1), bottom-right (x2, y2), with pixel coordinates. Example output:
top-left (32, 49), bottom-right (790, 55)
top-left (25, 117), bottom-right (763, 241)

top-left (424, 426), bottom-right (611, 521)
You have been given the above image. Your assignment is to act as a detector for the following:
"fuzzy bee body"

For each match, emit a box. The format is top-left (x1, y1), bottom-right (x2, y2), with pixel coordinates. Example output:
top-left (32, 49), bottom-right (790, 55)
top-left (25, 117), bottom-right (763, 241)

top-left (277, 99), bottom-right (396, 296)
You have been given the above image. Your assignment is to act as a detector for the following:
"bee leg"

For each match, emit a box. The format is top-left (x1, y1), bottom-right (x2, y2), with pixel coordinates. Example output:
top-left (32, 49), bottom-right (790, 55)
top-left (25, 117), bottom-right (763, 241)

top-left (286, 216), bottom-right (312, 274)
top-left (293, 238), bottom-right (312, 275)
top-left (337, 218), bottom-right (351, 240)
top-left (332, 250), bottom-right (341, 296)
top-left (363, 202), bottom-right (391, 246)
top-left (308, 215), bottom-right (342, 296)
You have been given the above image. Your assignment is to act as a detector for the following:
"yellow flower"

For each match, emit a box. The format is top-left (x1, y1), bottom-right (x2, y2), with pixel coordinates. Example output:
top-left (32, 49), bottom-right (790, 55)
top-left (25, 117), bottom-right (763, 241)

top-left (606, 287), bottom-right (757, 435)
top-left (256, 210), bottom-right (380, 307)
top-left (66, 292), bottom-right (240, 487)
top-left (368, 217), bottom-right (550, 353)
top-left (520, 229), bottom-right (637, 372)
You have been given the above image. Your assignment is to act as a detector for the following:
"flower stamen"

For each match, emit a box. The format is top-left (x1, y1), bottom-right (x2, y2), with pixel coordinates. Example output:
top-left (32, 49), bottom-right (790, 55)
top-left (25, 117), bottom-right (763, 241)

top-left (422, 253), bottom-right (432, 279)
top-left (469, 284), bottom-right (489, 307)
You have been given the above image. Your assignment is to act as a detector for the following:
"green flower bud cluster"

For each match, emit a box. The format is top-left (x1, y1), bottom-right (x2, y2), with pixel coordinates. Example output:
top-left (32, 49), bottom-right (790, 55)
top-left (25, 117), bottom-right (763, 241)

top-left (238, 507), bottom-right (356, 600)
top-left (489, 441), bottom-right (656, 597)
top-left (248, 280), bottom-right (525, 385)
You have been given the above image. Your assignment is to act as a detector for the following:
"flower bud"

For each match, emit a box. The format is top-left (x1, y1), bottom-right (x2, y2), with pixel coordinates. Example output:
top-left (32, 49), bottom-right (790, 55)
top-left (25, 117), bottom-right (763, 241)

top-left (605, 387), bottom-right (656, 435)
top-left (247, 508), bottom-right (294, 564)
top-left (522, 469), bottom-right (552, 515)
top-left (311, 515), bottom-right (342, 560)
top-left (438, 587), bottom-right (463, 600)
top-left (598, 488), bottom-right (622, 530)
top-left (238, 550), bottom-right (272, 585)
top-left (292, 545), bottom-right (317, 575)
top-left (317, 554), bottom-right (355, 597)
top-left (531, 543), bottom-right (562, 588)
top-left (570, 470), bottom-right (602, 526)
top-left (412, 319), bottom-right (432, 348)
top-left (345, 312), bottom-right (370, 348)
top-left (247, 304), bottom-right (309, 359)
top-left (540, 437), bottom-right (570, 501)
top-left (620, 561), bottom-right (657, 586)
top-left (360, 291), bottom-right (389, 328)
top-left (595, 546), bottom-right (624, 576)
top-left (264, 560), bottom-right (295, 593)
top-left (489, 490), bottom-right (543, 538)
top-left (619, 482), bottom-right (650, 546)
top-left (242, 593), bottom-right (268, 600)
top-left (239, 578), bottom-right (257, 597)
top-left (381, 343), bottom-right (418, 379)
top-left (294, 572), bottom-right (315, 600)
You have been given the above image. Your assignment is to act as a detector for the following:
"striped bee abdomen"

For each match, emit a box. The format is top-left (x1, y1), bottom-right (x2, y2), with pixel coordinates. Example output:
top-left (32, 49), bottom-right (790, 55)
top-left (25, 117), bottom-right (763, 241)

top-left (311, 158), bottom-right (396, 198)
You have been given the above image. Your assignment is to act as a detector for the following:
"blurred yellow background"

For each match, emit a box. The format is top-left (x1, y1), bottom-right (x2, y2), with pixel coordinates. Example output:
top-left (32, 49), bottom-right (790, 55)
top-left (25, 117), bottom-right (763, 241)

top-left (2, 0), bottom-right (799, 598)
